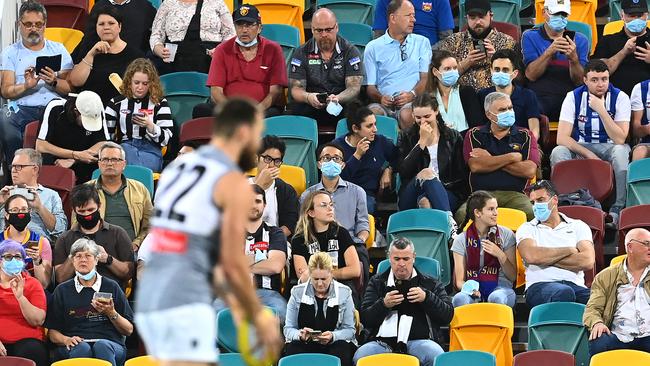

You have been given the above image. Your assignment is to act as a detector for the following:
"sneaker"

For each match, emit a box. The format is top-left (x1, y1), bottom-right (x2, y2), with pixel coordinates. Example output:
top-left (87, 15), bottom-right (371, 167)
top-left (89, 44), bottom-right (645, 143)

top-left (606, 208), bottom-right (621, 230)
top-left (448, 213), bottom-right (459, 244)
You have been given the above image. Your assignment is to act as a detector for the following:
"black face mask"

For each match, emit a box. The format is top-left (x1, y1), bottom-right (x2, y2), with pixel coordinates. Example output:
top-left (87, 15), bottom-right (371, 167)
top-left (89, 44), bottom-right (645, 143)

top-left (76, 210), bottom-right (101, 230)
top-left (7, 212), bottom-right (31, 232)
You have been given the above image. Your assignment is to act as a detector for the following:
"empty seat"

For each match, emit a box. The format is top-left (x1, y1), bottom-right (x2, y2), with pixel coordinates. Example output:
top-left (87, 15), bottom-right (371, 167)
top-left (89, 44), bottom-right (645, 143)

top-left (590, 349), bottom-right (650, 366)
top-left (124, 355), bottom-right (159, 366)
top-left (337, 23), bottom-right (373, 55)
top-left (219, 353), bottom-right (248, 366)
top-left (23, 121), bottom-right (40, 149)
top-left (41, 0), bottom-right (88, 30)
top-left (160, 72), bottom-right (210, 126)
top-left (617, 204), bottom-right (650, 254)
top-left (626, 158), bottom-right (650, 206)
top-left (316, 0), bottom-right (374, 25)
top-left (51, 359), bottom-right (112, 366)
top-left (356, 354), bottom-right (419, 366)
top-left (435, 350), bottom-right (497, 366)
top-left (278, 353), bottom-right (341, 366)
top-left (376, 256), bottom-right (441, 280)
top-left (335, 115), bottom-right (399, 143)
top-left (261, 24), bottom-right (300, 64)
top-left (179, 117), bottom-right (213, 145)
top-left (44, 27), bottom-right (84, 53)
top-left (0, 356), bottom-right (36, 366)
top-left (38, 165), bottom-right (76, 224)
top-left (248, 0), bottom-right (305, 43)
top-left (551, 159), bottom-right (613, 203)
top-left (513, 350), bottom-right (575, 366)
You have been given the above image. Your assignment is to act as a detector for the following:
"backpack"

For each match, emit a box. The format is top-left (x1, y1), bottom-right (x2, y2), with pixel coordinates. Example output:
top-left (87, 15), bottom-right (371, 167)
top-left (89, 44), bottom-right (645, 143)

top-left (558, 188), bottom-right (602, 210)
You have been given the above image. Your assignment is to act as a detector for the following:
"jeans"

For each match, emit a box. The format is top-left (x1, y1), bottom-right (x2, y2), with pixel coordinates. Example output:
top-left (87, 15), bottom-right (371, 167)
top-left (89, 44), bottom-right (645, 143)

top-left (525, 281), bottom-right (591, 308)
top-left (353, 339), bottom-right (444, 366)
top-left (366, 194), bottom-right (376, 215)
top-left (452, 286), bottom-right (516, 308)
top-left (214, 288), bottom-right (287, 325)
top-left (589, 333), bottom-right (650, 356)
top-left (121, 139), bottom-right (163, 172)
top-left (0, 105), bottom-right (45, 162)
top-left (550, 143), bottom-right (631, 210)
top-left (455, 190), bottom-right (534, 225)
top-left (399, 178), bottom-right (451, 212)
top-left (57, 339), bottom-right (126, 366)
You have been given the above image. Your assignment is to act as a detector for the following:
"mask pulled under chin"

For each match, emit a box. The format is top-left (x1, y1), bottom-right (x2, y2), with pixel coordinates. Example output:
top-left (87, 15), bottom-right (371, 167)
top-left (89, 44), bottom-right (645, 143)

top-left (235, 37), bottom-right (258, 48)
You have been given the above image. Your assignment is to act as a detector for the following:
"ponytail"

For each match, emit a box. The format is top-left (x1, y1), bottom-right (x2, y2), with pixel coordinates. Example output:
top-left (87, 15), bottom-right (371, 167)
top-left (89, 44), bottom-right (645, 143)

top-left (457, 190), bottom-right (495, 234)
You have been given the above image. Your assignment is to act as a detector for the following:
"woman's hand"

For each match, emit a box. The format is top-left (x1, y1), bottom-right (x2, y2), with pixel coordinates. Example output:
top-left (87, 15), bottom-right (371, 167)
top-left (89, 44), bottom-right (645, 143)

top-left (25, 247), bottom-right (42, 266)
top-left (132, 114), bottom-right (155, 132)
top-left (153, 44), bottom-right (171, 61)
top-left (482, 239), bottom-right (506, 262)
top-left (64, 336), bottom-right (84, 350)
top-left (91, 298), bottom-right (116, 316)
top-left (317, 331), bottom-right (333, 345)
top-left (9, 274), bottom-right (25, 300)
top-left (379, 167), bottom-right (392, 192)
top-left (353, 137), bottom-right (370, 159)
top-left (88, 41), bottom-right (111, 57)
top-left (298, 327), bottom-right (313, 341)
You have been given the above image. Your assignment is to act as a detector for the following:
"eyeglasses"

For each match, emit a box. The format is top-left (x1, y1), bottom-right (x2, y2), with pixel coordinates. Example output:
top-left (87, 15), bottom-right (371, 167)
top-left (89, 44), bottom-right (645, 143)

top-left (315, 202), bottom-right (335, 209)
top-left (1, 254), bottom-right (23, 261)
top-left (10, 164), bottom-right (36, 171)
top-left (630, 239), bottom-right (650, 248)
top-left (319, 155), bottom-right (343, 163)
top-left (99, 158), bottom-right (124, 164)
top-left (8, 208), bottom-right (30, 214)
top-left (260, 154), bottom-right (283, 166)
top-left (313, 26), bottom-right (336, 34)
top-left (400, 40), bottom-right (408, 61)
top-left (73, 253), bottom-right (95, 260)
top-left (20, 21), bottom-right (45, 30)
top-left (235, 22), bottom-right (259, 29)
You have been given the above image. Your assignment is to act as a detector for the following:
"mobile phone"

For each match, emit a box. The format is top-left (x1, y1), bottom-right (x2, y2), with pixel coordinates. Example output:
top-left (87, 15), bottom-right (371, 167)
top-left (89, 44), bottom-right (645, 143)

top-left (133, 112), bottom-right (145, 118)
top-left (10, 187), bottom-right (34, 201)
top-left (316, 93), bottom-right (328, 103)
top-left (637, 35), bottom-right (649, 48)
top-left (472, 39), bottom-right (487, 55)
top-left (564, 30), bottom-right (576, 41)
top-left (35, 54), bottom-right (62, 74)
top-left (308, 330), bottom-right (322, 340)
top-left (395, 278), bottom-right (412, 297)
top-left (93, 291), bottom-right (113, 303)
top-left (26, 241), bottom-right (39, 250)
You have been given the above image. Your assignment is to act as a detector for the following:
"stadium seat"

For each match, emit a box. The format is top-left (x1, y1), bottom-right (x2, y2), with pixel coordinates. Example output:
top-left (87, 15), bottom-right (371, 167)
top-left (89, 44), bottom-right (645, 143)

top-left (376, 256), bottom-right (441, 280)
top-left (148, 0), bottom-right (161, 8)
top-left (590, 349), bottom-right (650, 365)
top-left (248, 0), bottom-right (305, 43)
top-left (626, 158), bottom-right (650, 207)
top-left (0, 356), bottom-right (36, 366)
top-left (551, 159), bottom-right (613, 203)
top-left (263, 116), bottom-right (319, 187)
top-left (335, 115), bottom-right (399, 143)
top-left (261, 24), bottom-right (300, 64)
top-left (566, 20), bottom-right (593, 54)
top-left (160, 72), bottom-right (210, 126)
top-left (366, 214), bottom-right (375, 248)
top-left (219, 353), bottom-right (248, 366)
top-left (92, 165), bottom-right (155, 198)
top-left (535, 0), bottom-right (597, 54)
top-left (38, 165), bottom-right (76, 224)
top-left (435, 350), bottom-right (497, 366)
top-left (558, 205), bottom-right (606, 271)
top-left (603, 19), bottom-right (650, 34)
top-left (528, 302), bottom-right (590, 366)
top-left (610, 254), bottom-right (626, 267)
top-left (124, 356), bottom-right (159, 366)
top-left (44, 27), bottom-right (84, 53)
top-left (449, 303), bottom-right (514, 366)
top-left (41, 0), bottom-right (88, 30)
top-left (513, 350), bottom-right (575, 366)
top-left (23, 121), bottom-right (40, 149)
top-left (386, 209), bottom-right (451, 285)
top-left (51, 359), bottom-right (112, 366)
top-left (279, 353), bottom-right (341, 366)
top-left (462, 21), bottom-right (521, 42)
top-left (356, 354), bottom-right (419, 366)
top-left (216, 308), bottom-right (239, 352)
top-left (460, 0), bottom-right (521, 29)
top-left (179, 117), bottom-right (213, 145)
top-left (337, 23), bottom-right (373, 55)
top-left (248, 164), bottom-right (307, 196)
top-left (316, 0), bottom-right (374, 25)
top-left (617, 204), bottom-right (650, 254)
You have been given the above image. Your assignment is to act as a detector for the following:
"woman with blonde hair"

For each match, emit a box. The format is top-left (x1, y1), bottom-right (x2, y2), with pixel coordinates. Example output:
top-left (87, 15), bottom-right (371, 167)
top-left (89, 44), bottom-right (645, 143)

top-left (284, 252), bottom-right (356, 366)
top-left (104, 58), bottom-right (173, 172)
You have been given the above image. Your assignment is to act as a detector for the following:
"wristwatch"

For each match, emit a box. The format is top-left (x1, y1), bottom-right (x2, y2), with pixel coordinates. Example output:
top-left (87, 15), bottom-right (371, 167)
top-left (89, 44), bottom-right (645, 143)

top-left (106, 255), bottom-right (114, 265)
top-left (109, 312), bottom-right (119, 321)
top-left (50, 78), bottom-right (58, 88)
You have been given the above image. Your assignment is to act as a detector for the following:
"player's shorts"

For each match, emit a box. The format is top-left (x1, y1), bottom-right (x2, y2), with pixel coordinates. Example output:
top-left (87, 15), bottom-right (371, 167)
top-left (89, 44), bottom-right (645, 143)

top-left (135, 303), bottom-right (218, 363)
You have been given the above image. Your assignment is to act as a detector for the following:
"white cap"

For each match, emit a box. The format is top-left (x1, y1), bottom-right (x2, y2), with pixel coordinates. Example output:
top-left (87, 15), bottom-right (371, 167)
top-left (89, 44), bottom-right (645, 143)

top-left (74, 91), bottom-right (104, 132)
top-left (544, 0), bottom-right (571, 15)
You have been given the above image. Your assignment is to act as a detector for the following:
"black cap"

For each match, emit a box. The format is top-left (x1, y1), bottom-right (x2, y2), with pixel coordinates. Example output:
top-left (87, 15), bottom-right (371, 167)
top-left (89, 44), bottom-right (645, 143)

top-left (622, 0), bottom-right (648, 13)
top-left (465, 0), bottom-right (492, 15)
top-left (233, 4), bottom-right (262, 23)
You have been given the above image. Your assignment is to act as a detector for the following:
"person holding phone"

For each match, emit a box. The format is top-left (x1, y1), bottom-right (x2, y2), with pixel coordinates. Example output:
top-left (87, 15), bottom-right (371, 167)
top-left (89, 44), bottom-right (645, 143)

top-left (284, 252), bottom-right (357, 366)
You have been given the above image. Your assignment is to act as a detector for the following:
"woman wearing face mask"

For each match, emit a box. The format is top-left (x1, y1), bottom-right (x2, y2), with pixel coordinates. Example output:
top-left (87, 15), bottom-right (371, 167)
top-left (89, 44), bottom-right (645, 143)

top-left (292, 191), bottom-right (361, 306)
top-left (427, 50), bottom-right (483, 133)
top-left (105, 58), bottom-right (173, 172)
top-left (1, 194), bottom-right (52, 289)
top-left (0, 239), bottom-right (48, 366)
top-left (451, 191), bottom-right (517, 308)
top-left (284, 251), bottom-right (356, 366)
top-left (334, 101), bottom-right (399, 214)
top-left (47, 238), bottom-right (134, 366)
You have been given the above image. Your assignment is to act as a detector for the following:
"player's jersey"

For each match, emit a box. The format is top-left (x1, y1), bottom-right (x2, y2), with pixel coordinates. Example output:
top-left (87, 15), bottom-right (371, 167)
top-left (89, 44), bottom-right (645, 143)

top-left (135, 145), bottom-right (238, 312)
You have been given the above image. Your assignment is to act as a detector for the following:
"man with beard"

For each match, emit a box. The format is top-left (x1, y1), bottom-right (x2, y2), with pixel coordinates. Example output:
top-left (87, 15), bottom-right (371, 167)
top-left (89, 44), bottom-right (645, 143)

top-left (135, 98), bottom-right (282, 366)
top-left (551, 59), bottom-right (631, 229)
top-left (288, 9), bottom-right (364, 130)
top-left (0, 0), bottom-right (74, 168)
top-left (436, 0), bottom-right (515, 92)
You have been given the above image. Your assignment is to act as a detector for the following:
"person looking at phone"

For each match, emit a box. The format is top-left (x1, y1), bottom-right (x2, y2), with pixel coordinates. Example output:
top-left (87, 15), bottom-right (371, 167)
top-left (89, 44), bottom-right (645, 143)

top-left (435, 0), bottom-right (516, 92)
top-left (354, 237), bottom-right (453, 366)
top-left (0, 1), bottom-right (74, 164)
top-left (522, 0), bottom-right (589, 121)
top-left (451, 191), bottom-right (517, 308)
top-left (284, 252), bottom-right (357, 366)
top-left (46, 238), bottom-right (134, 366)
top-left (0, 148), bottom-right (67, 241)
top-left (333, 101), bottom-right (398, 214)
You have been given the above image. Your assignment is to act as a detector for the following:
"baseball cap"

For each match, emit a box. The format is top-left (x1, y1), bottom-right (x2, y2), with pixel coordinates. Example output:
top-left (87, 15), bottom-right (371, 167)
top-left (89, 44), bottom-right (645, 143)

top-left (233, 4), bottom-right (262, 24)
top-left (544, 0), bottom-right (571, 15)
top-left (74, 91), bottom-right (104, 132)
top-left (622, 0), bottom-right (648, 14)
top-left (465, 0), bottom-right (492, 15)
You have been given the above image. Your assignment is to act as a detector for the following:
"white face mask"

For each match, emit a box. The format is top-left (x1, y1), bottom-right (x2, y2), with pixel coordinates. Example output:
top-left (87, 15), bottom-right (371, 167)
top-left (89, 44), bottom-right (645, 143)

top-left (235, 37), bottom-right (258, 48)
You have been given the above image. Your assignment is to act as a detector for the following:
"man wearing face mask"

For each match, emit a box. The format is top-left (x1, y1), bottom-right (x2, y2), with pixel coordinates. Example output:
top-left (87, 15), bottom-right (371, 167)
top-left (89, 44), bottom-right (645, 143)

top-left (517, 180), bottom-right (595, 307)
top-left (455, 92), bottom-right (540, 225)
top-left (522, 0), bottom-right (589, 122)
top-left (53, 184), bottom-right (134, 288)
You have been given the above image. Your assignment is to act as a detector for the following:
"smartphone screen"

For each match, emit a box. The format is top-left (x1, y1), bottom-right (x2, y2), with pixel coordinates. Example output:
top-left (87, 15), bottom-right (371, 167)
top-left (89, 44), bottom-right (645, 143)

top-left (26, 241), bottom-right (39, 250)
top-left (316, 93), bottom-right (328, 103)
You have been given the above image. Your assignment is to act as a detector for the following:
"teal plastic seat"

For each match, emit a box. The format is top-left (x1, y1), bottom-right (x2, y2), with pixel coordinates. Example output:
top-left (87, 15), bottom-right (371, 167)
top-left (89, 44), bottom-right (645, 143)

top-left (160, 72), bottom-right (210, 126)
top-left (216, 309), bottom-right (239, 352)
top-left (376, 257), bottom-right (441, 281)
top-left (279, 353), bottom-right (341, 366)
top-left (91, 165), bottom-right (155, 198)
top-left (264, 116), bottom-right (319, 187)
top-left (609, 0), bottom-right (650, 21)
top-left (261, 24), bottom-right (300, 64)
top-left (460, 0), bottom-right (521, 29)
top-left (147, 0), bottom-right (160, 8)
top-left (528, 302), bottom-right (590, 366)
top-left (626, 158), bottom-right (650, 206)
top-left (219, 353), bottom-right (247, 366)
top-left (338, 23), bottom-right (373, 55)
top-left (316, 0), bottom-right (374, 25)
top-left (386, 209), bottom-right (451, 286)
top-left (335, 115), bottom-right (398, 143)
top-left (435, 350), bottom-right (496, 366)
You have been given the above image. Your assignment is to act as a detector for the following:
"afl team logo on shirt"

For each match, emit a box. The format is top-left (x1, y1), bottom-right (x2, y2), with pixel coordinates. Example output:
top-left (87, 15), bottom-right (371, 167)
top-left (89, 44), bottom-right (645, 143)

top-left (422, 2), bottom-right (432, 12)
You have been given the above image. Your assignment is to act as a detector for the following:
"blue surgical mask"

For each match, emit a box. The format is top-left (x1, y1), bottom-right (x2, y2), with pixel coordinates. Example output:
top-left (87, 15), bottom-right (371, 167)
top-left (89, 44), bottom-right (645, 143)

top-left (235, 37), bottom-right (258, 48)
top-left (494, 110), bottom-right (516, 128)
top-left (533, 201), bottom-right (553, 222)
top-left (548, 15), bottom-right (568, 32)
top-left (1, 258), bottom-right (25, 276)
top-left (491, 72), bottom-right (512, 87)
top-left (440, 70), bottom-right (460, 87)
top-left (76, 268), bottom-right (97, 281)
top-left (625, 18), bottom-right (647, 34)
top-left (320, 161), bottom-right (342, 179)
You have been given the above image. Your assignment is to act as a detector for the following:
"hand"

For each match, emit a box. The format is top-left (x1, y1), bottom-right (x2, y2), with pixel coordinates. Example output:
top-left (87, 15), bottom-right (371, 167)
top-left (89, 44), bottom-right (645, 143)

top-left (255, 166), bottom-right (279, 189)
top-left (624, 37), bottom-right (638, 56)
top-left (252, 309), bottom-right (282, 362)
top-left (582, 150), bottom-right (600, 160)
top-left (327, 94), bottom-right (339, 104)
top-left (97, 246), bottom-right (108, 263)
top-left (317, 331), bottom-right (333, 345)
top-left (9, 274), bottom-right (25, 300)
top-left (406, 286), bottom-right (426, 303)
top-left (25, 247), bottom-right (41, 262)
top-left (393, 92), bottom-right (413, 107)
top-left (354, 137), bottom-right (370, 159)
top-left (132, 114), bottom-right (154, 130)
top-left (634, 41), bottom-right (650, 63)
top-left (38, 66), bottom-right (57, 85)
top-left (64, 336), bottom-right (84, 350)
top-left (55, 159), bottom-right (76, 168)
top-left (383, 289), bottom-right (404, 308)
top-left (589, 322), bottom-right (611, 340)
top-left (24, 67), bottom-right (38, 89)
top-left (28, 189), bottom-right (42, 210)
top-left (0, 186), bottom-right (12, 205)
top-left (74, 150), bottom-right (98, 163)
top-left (298, 327), bottom-right (313, 341)
top-left (470, 148), bottom-right (491, 158)
top-left (484, 38), bottom-right (496, 59)
top-left (418, 122), bottom-right (434, 147)
top-left (416, 168), bottom-right (437, 181)
top-left (206, 47), bottom-right (216, 57)
top-left (466, 49), bottom-right (487, 66)
top-left (482, 239), bottom-right (506, 262)
top-left (88, 41), bottom-right (110, 57)
top-left (91, 298), bottom-right (116, 316)
top-left (380, 94), bottom-right (394, 108)
top-left (546, 37), bottom-right (567, 56)
top-left (508, 152), bottom-right (523, 162)
top-left (154, 44), bottom-right (171, 61)
top-left (588, 93), bottom-right (607, 114)
top-left (306, 93), bottom-right (325, 109)
top-left (562, 36), bottom-right (578, 61)
top-left (379, 168), bottom-right (392, 192)
top-left (0, 341), bottom-right (6, 356)
top-left (472, 290), bottom-right (482, 299)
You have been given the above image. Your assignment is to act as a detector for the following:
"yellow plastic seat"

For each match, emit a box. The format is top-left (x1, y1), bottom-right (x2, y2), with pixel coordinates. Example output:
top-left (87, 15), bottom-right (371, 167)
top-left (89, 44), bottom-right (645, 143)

top-left (449, 303), bottom-right (514, 366)
top-left (52, 358), bottom-right (112, 366)
top-left (603, 20), bottom-right (650, 36)
top-left (366, 214), bottom-right (375, 248)
top-left (535, 0), bottom-right (597, 54)
top-left (590, 349), bottom-right (650, 366)
top-left (125, 356), bottom-right (160, 366)
top-left (247, 0), bottom-right (305, 43)
top-left (224, 0), bottom-right (234, 12)
top-left (44, 27), bottom-right (84, 54)
top-left (248, 165), bottom-right (307, 196)
top-left (610, 254), bottom-right (627, 267)
top-left (356, 353), bottom-right (419, 366)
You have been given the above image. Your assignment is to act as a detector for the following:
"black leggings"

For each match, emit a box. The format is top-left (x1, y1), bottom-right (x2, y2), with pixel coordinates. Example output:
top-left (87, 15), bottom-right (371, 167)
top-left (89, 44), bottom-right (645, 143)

top-left (4, 338), bottom-right (49, 366)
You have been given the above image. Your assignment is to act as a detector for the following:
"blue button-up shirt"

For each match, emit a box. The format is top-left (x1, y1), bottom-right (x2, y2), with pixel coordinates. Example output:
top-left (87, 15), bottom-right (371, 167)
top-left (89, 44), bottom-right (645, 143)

top-left (0, 185), bottom-right (68, 240)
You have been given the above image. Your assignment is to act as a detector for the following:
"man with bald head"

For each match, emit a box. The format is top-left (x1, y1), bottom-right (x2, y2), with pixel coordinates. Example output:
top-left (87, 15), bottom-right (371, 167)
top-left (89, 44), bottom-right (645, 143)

top-left (288, 8), bottom-right (364, 129)
top-left (584, 228), bottom-right (650, 356)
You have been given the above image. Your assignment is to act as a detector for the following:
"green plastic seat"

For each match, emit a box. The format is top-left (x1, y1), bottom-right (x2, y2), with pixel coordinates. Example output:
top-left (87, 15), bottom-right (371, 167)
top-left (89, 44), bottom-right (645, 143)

top-left (219, 353), bottom-right (247, 366)
top-left (460, 0), bottom-right (521, 29)
top-left (337, 22), bottom-right (373, 55)
top-left (160, 72), bottom-right (210, 126)
top-left (316, 0), bottom-right (374, 25)
top-left (335, 115), bottom-right (398, 143)
top-left (279, 354), bottom-right (341, 366)
top-left (435, 350), bottom-right (497, 366)
top-left (376, 257), bottom-right (441, 281)
top-left (261, 24), bottom-right (300, 64)
top-left (528, 302), bottom-right (590, 366)
top-left (91, 165), bottom-right (155, 198)
top-left (386, 209), bottom-right (451, 286)
top-left (626, 158), bottom-right (650, 206)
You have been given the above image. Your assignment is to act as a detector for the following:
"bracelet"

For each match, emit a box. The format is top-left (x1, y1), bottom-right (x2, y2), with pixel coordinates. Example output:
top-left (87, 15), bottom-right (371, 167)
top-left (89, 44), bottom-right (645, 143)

top-left (71, 150), bottom-right (76, 159)
top-left (81, 58), bottom-right (93, 68)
